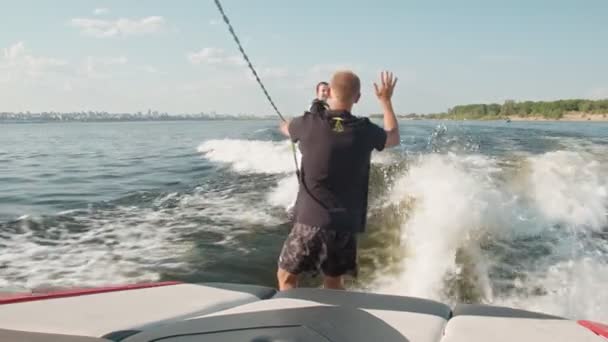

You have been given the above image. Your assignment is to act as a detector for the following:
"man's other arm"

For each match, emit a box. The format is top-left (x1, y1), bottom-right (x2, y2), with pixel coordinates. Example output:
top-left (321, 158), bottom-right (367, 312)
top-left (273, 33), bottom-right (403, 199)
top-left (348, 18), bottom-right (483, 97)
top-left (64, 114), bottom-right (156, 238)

top-left (279, 116), bottom-right (305, 141)
top-left (279, 120), bottom-right (291, 138)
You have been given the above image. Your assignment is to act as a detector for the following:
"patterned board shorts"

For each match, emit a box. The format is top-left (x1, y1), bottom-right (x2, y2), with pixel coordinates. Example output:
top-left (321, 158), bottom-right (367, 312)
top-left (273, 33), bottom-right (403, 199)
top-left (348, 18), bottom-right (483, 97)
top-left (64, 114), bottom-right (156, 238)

top-left (278, 223), bottom-right (358, 278)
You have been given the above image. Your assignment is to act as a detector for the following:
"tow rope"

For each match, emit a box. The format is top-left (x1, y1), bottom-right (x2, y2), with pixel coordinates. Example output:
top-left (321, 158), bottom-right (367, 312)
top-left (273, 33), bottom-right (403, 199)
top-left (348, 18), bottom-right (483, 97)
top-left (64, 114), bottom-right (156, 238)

top-left (213, 0), bottom-right (300, 178)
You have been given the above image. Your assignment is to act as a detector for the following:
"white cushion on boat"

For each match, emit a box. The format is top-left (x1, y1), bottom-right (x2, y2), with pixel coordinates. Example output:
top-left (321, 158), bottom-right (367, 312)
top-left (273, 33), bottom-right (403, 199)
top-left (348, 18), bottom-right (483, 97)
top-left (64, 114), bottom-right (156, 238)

top-left (0, 328), bottom-right (110, 342)
top-left (0, 284), bottom-right (260, 337)
top-left (198, 298), bottom-right (448, 342)
top-left (441, 316), bottom-right (605, 342)
top-left (197, 298), bottom-right (324, 317)
top-left (364, 309), bottom-right (447, 342)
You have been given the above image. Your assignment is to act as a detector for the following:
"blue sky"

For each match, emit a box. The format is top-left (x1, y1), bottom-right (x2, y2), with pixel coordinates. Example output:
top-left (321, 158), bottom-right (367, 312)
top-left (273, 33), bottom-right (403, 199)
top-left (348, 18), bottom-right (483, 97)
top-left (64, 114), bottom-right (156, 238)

top-left (1, 0), bottom-right (607, 115)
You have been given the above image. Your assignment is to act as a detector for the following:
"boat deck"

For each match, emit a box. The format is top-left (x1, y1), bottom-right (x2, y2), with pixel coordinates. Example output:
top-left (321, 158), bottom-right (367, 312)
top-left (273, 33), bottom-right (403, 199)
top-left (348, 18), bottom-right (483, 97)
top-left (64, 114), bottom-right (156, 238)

top-left (1, 282), bottom-right (606, 341)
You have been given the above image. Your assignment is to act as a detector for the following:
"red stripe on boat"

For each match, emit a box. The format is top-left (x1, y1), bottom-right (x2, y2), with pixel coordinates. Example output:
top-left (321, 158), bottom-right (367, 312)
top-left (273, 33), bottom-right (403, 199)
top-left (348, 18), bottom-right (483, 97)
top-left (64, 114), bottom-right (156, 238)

top-left (0, 281), bottom-right (181, 305)
top-left (579, 320), bottom-right (608, 339)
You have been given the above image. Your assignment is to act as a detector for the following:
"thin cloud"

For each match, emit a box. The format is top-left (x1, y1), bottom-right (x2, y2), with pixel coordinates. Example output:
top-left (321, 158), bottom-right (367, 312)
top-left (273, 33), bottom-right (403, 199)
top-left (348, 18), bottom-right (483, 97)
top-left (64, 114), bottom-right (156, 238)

top-left (63, 81), bottom-right (74, 92)
top-left (187, 48), bottom-right (245, 67)
top-left (69, 16), bottom-right (166, 38)
top-left (3, 41), bottom-right (26, 61)
top-left (246, 67), bottom-right (289, 81)
top-left (588, 87), bottom-right (608, 100)
top-left (82, 56), bottom-right (128, 78)
top-left (93, 8), bottom-right (109, 16)
top-left (1, 42), bottom-right (68, 81)
top-left (138, 65), bottom-right (160, 74)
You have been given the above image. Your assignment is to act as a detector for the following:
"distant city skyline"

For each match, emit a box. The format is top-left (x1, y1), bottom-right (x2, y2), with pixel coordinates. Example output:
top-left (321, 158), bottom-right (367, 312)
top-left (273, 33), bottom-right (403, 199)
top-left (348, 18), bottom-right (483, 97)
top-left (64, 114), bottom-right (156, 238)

top-left (1, 0), bottom-right (607, 116)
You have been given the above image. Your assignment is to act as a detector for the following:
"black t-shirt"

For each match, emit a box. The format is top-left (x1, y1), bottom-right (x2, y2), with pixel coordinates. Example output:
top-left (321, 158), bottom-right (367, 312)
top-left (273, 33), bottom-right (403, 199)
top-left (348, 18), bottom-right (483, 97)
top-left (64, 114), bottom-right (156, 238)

top-left (309, 99), bottom-right (327, 114)
top-left (288, 110), bottom-right (387, 232)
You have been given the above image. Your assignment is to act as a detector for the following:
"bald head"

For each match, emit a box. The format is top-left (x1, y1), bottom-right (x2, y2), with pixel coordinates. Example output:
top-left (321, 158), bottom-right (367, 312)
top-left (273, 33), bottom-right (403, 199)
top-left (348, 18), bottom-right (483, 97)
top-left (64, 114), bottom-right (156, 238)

top-left (329, 70), bottom-right (361, 109)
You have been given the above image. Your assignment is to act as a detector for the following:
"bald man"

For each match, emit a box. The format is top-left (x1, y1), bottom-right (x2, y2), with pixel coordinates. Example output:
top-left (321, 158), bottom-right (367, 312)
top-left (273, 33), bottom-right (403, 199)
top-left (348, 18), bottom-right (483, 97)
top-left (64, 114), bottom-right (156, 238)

top-left (277, 70), bottom-right (400, 290)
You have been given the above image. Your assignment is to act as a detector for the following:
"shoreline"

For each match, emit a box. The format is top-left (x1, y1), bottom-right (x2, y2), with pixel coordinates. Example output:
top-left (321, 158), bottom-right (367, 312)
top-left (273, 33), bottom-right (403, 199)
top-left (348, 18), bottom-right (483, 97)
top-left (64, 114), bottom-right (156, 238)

top-left (507, 113), bottom-right (608, 122)
top-left (403, 113), bottom-right (608, 122)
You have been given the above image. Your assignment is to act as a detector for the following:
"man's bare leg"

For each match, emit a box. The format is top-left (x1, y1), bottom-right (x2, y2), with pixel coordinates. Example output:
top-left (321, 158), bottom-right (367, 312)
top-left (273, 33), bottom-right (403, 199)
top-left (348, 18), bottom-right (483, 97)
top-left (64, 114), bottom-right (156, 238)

top-left (323, 275), bottom-right (345, 290)
top-left (277, 268), bottom-right (298, 291)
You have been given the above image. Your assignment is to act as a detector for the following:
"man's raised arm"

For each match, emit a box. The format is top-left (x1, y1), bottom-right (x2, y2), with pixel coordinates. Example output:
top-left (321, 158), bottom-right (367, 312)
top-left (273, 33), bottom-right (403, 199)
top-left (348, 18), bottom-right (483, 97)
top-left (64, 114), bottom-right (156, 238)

top-left (374, 71), bottom-right (400, 148)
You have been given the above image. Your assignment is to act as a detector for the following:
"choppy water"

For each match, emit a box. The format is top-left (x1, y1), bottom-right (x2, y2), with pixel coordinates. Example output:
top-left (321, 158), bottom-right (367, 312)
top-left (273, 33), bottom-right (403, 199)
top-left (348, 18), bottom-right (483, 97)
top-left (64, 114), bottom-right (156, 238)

top-left (1, 120), bottom-right (607, 322)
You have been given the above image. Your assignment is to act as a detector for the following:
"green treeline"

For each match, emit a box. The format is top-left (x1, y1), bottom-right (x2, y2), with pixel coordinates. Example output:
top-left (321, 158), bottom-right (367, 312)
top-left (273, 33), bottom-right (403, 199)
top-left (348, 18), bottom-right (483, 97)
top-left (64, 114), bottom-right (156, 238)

top-left (426, 99), bottom-right (608, 120)
top-left (371, 98), bottom-right (608, 120)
